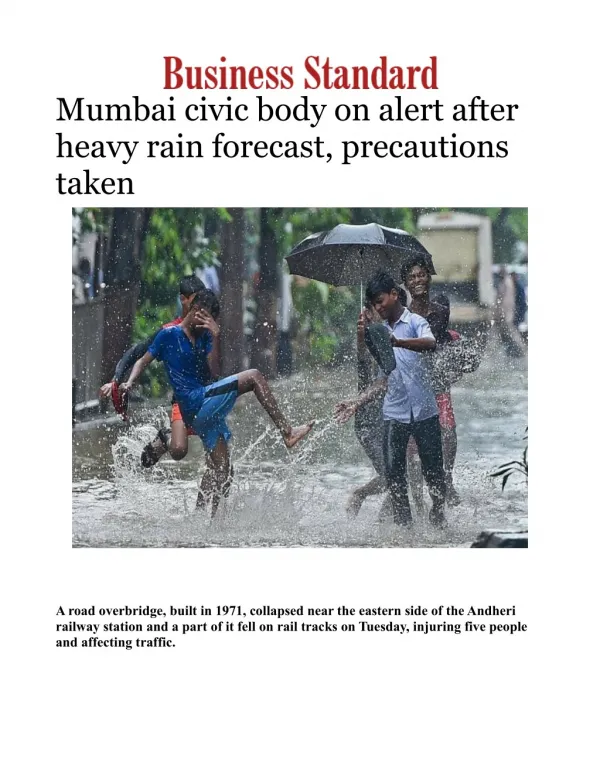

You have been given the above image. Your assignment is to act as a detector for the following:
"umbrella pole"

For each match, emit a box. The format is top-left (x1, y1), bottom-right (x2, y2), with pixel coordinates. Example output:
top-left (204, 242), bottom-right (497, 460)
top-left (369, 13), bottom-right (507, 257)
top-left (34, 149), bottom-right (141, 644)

top-left (359, 247), bottom-right (364, 309)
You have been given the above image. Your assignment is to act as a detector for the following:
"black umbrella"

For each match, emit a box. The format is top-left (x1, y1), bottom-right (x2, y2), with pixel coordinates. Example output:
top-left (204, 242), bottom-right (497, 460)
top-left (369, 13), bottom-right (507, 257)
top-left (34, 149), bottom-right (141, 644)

top-left (286, 223), bottom-right (434, 376)
top-left (285, 222), bottom-right (435, 286)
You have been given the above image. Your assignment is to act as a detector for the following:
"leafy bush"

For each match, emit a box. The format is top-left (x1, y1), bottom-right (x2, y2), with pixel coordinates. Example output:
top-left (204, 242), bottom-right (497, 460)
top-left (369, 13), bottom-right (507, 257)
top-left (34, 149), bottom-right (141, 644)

top-left (490, 429), bottom-right (528, 490)
top-left (292, 281), bottom-right (359, 366)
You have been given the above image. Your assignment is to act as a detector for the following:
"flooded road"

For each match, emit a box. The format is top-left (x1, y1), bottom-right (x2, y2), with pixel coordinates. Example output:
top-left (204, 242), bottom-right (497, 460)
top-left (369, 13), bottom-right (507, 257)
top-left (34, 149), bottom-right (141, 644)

top-left (72, 336), bottom-right (527, 548)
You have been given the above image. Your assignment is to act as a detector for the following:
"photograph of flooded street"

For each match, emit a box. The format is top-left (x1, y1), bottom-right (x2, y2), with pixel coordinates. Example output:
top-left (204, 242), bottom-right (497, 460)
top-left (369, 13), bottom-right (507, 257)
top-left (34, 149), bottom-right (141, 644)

top-left (72, 207), bottom-right (528, 548)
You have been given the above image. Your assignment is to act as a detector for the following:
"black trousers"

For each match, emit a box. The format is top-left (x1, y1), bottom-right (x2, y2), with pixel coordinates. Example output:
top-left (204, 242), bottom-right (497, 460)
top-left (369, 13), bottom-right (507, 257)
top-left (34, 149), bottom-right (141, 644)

top-left (355, 396), bottom-right (386, 477)
top-left (384, 415), bottom-right (446, 523)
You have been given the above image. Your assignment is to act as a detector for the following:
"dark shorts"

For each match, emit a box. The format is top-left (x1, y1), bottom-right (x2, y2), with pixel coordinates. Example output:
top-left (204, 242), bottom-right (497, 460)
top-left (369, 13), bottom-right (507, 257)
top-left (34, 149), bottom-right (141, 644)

top-left (190, 375), bottom-right (239, 452)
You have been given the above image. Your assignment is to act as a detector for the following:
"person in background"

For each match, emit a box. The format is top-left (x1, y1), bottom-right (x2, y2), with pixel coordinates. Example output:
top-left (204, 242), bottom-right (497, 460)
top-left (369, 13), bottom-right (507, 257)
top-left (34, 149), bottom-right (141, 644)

top-left (401, 258), bottom-right (461, 505)
top-left (199, 264), bottom-right (220, 297)
top-left (78, 257), bottom-right (94, 300)
top-left (72, 270), bottom-right (85, 304)
top-left (494, 266), bottom-right (525, 357)
top-left (335, 271), bottom-right (446, 527)
top-left (512, 270), bottom-right (527, 338)
top-left (346, 287), bottom-right (408, 518)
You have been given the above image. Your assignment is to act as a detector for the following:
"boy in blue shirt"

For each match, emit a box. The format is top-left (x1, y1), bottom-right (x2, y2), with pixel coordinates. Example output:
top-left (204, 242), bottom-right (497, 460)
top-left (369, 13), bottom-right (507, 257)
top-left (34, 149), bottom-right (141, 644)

top-left (99, 274), bottom-right (210, 467)
top-left (121, 294), bottom-right (314, 515)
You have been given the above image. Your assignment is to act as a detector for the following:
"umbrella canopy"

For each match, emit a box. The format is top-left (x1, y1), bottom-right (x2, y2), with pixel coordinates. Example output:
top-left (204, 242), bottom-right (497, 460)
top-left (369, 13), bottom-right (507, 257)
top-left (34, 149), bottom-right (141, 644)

top-left (285, 223), bottom-right (435, 286)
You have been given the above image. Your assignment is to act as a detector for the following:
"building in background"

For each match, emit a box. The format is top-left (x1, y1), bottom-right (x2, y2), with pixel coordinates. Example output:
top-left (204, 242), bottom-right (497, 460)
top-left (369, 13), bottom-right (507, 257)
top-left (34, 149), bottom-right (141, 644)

top-left (72, 210), bottom-right (100, 303)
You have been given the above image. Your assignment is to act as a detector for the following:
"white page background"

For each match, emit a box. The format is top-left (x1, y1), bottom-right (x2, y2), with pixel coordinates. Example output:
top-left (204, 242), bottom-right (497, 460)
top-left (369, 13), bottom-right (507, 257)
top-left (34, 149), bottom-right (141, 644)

top-left (3, 1), bottom-right (597, 774)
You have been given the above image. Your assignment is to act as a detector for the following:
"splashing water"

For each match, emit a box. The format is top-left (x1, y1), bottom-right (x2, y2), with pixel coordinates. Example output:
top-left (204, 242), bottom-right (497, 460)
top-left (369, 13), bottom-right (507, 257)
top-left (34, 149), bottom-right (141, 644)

top-left (72, 339), bottom-right (527, 547)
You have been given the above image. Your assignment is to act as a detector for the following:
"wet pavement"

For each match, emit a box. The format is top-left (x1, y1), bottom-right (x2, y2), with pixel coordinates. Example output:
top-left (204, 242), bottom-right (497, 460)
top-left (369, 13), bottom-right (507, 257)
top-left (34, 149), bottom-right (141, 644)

top-left (72, 336), bottom-right (527, 548)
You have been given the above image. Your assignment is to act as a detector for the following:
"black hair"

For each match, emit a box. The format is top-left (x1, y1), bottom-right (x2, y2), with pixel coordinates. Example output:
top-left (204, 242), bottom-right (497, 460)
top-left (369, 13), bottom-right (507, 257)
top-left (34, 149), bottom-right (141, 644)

top-left (179, 274), bottom-right (206, 296)
top-left (395, 285), bottom-right (408, 306)
top-left (400, 257), bottom-right (432, 284)
top-left (191, 288), bottom-right (220, 319)
top-left (365, 270), bottom-right (400, 303)
top-left (368, 284), bottom-right (406, 306)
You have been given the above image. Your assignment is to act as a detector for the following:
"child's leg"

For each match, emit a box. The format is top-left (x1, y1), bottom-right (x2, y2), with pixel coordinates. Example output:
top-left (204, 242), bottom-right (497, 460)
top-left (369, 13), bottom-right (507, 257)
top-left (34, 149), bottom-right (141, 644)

top-left (406, 437), bottom-right (424, 517)
top-left (196, 437), bottom-right (231, 518)
top-left (169, 402), bottom-right (190, 461)
top-left (349, 423), bottom-right (387, 515)
top-left (436, 393), bottom-right (459, 505)
top-left (141, 427), bottom-right (170, 468)
top-left (236, 369), bottom-right (314, 448)
top-left (383, 420), bottom-right (413, 525)
top-left (141, 403), bottom-right (190, 468)
top-left (441, 426), bottom-right (459, 503)
top-left (169, 419), bottom-right (189, 461)
top-left (347, 476), bottom-right (386, 516)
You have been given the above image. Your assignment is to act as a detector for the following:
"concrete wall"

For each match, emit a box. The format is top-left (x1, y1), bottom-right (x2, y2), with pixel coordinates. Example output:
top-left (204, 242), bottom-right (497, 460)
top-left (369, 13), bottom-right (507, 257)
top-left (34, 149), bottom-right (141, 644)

top-left (72, 299), bottom-right (105, 407)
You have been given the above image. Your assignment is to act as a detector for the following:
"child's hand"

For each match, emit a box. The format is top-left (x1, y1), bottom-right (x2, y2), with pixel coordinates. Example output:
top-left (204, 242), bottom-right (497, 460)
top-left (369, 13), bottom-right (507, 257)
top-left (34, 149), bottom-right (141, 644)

top-left (357, 312), bottom-right (366, 345)
top-left (334, 400), bottom-right (358, 423)
top-left (194, 309), bottom-right (220, 338)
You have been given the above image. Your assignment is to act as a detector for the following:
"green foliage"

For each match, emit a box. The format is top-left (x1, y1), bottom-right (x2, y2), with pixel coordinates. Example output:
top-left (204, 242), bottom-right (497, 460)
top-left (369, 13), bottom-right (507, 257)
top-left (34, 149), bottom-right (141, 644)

top-left (141, 208), bottom-right (221, 306)
top-left (129, 208), bottom-right (227, 396)
top-left (490, 429), bottom-right (528, 490)
top-left (131, 208), bottom-right (229, 395)
top-left (437, 207), bottom-right (528, 263)
top-left (292, 280), bottom-right (359, 366)
top-left (129, 301), bottom-right (175, 397)
top-left (278, 207), bottom-right (415, 258)
top-left (506, 209), bottom-right (528, 242)
top-left (75, 205), bottom-right (528, 389)
top-left (283, 208), bottom-right (415, 366)
top-left (73, 207), bottom-right (111, 245)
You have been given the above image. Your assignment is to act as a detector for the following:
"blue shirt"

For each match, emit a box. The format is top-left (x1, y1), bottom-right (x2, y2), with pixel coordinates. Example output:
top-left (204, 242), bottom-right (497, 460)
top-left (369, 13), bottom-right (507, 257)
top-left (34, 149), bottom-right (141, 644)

top-left (379, 309), bottom-right (438, 423)
top-left (148, 326), bottom-right (212, 419)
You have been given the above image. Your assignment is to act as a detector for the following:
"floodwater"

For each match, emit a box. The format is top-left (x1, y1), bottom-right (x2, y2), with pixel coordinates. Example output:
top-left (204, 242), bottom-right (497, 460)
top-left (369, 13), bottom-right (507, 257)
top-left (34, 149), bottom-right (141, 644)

top-left (72, 336), bottom-right (527, 548)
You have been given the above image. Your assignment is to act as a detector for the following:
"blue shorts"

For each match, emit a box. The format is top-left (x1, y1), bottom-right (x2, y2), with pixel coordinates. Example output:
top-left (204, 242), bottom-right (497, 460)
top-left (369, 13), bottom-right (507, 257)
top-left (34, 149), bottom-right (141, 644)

top-left (191, 375), bottom-right (239, 452)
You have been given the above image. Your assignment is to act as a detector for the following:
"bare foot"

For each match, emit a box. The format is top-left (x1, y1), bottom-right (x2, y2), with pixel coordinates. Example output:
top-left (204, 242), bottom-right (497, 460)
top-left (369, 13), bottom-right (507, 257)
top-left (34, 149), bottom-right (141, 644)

top-left (283, 421), bottom-right (315, 449)
top-left (429, 502), bottom-right (447, 528)
top-left (346, 490), bottom-right (364, 517)
top-left (379, 493), bottom-right (394, 520)
top-left (446, 482), bottom-right (461, 506)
